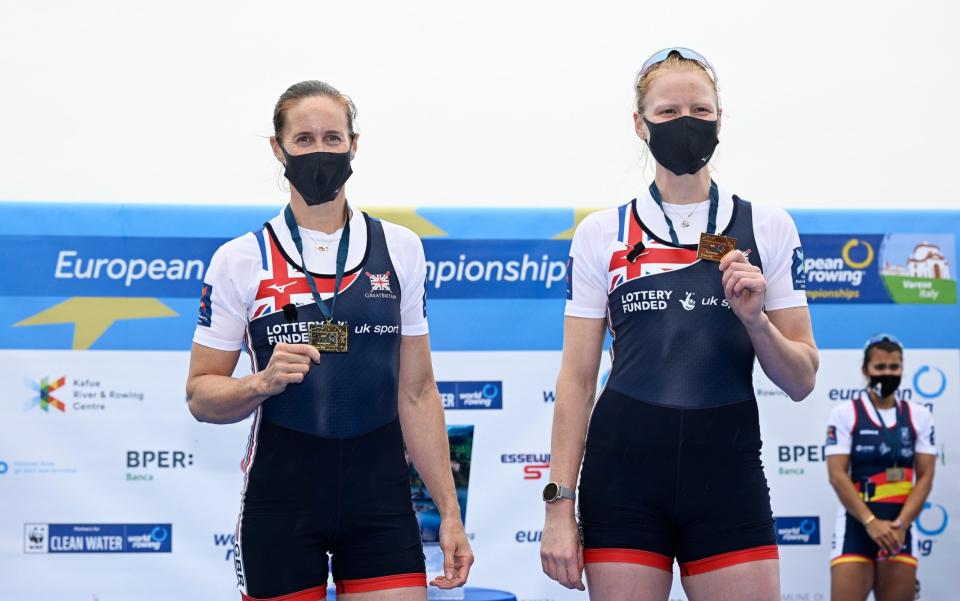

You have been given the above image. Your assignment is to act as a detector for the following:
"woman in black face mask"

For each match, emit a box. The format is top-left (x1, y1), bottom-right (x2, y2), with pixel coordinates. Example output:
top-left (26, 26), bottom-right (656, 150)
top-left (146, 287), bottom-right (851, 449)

top-left (825, 335), bottom-right (936, 601)
top-left (186, 80), bottom-right (473, 601)
top-left (541, 48), bottom-right (819, 601)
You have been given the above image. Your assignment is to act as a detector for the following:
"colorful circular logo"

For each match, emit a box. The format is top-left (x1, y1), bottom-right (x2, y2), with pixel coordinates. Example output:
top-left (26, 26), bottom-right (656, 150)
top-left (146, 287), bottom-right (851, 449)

top-left (0, 461), bottom-right (8, 475)
top-left (481, 384), bottom-right (499, 400)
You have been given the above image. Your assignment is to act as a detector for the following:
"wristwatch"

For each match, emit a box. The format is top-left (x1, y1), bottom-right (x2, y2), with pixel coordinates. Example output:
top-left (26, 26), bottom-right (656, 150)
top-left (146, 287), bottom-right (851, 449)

top-left (542, 482), bottom-right (576, 503)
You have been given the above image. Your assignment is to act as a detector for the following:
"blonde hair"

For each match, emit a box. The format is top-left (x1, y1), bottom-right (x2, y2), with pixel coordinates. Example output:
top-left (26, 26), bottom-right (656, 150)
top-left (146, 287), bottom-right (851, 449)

top-left (635, 53), bottom-right (718, 117)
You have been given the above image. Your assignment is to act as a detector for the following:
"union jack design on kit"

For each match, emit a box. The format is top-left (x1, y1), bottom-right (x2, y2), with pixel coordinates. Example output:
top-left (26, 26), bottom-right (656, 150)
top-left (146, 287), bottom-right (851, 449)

top-left (607, 200), bottom-right (699, 293)
top-left (366, 271), bottom-right (392, 293)
top-left (251, 227), bottom-right (360, 319)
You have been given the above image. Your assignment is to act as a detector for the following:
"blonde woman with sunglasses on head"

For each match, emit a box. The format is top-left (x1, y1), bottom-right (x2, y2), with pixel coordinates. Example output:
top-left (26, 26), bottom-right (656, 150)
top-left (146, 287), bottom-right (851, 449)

top-left (540, 48), bottom-right (818, 601)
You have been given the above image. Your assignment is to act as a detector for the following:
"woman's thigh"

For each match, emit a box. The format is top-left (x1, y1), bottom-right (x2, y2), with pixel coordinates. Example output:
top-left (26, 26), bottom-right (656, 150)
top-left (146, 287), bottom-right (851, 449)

top-left (830, 562), bottom-right (873, 601)
top-left (585, 562), bottom-right (673, 601)
top-left (874, 560), bottom-right (916, 601)
top-left (681, 559), bottom-right (779, 601)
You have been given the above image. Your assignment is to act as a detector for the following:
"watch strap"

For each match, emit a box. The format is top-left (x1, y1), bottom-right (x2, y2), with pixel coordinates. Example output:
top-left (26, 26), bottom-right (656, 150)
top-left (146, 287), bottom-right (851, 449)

top-left (544, 482), bottom-right (576, 503)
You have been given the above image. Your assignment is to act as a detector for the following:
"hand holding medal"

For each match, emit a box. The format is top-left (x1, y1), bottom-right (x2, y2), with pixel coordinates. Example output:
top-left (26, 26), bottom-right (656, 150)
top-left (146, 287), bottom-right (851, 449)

top-left (718, 244), bottom-right (765, 327)
top-left (257, 342), bottom-right (322, 396)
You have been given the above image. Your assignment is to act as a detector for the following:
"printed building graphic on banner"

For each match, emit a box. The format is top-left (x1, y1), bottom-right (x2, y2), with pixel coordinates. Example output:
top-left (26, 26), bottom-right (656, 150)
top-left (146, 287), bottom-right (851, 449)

top-left (801, 233), bottom-right (957, 304)
top-left (409, 425), bottom-right (474, 543)
top-left (879, 235), bottom-right (956, 303)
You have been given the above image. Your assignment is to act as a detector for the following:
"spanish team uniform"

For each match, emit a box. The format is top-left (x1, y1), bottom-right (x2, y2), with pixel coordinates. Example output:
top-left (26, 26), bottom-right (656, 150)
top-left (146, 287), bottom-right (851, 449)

top-left (193, 208), bottom-right (429, 600)
top-left (825, 397), bottom-right (935, 567)
top-left (566, 184), bottom-right (807, 575)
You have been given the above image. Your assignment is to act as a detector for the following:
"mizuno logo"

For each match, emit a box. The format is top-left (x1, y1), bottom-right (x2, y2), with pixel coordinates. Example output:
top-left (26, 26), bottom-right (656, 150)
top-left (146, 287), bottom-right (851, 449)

top-left (267, 282), bottom-right (296, 293)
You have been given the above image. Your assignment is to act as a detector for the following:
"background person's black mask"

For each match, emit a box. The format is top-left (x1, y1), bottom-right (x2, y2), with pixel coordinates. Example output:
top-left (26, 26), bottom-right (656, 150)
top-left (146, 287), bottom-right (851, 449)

top-left (869, 374), bottom-right (902, 399)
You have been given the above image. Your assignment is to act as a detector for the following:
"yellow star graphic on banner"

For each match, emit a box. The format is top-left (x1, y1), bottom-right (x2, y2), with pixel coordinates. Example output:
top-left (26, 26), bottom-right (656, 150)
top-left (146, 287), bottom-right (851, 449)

top-left (553, 208), bottom-right (602, 240)
top-left (360, 207), bottom-right (447, 237)
top-left (14, 297), bottom-right (178, 350)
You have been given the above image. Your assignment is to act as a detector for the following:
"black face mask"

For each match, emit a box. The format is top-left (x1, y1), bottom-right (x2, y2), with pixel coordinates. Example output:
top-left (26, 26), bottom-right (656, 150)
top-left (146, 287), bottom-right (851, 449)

top-left (869, 374), bottom-right (902, 399)
top-left (643, 116), bottom-right (719, 176)
top-left (280, 144), bottom-right (353, 206)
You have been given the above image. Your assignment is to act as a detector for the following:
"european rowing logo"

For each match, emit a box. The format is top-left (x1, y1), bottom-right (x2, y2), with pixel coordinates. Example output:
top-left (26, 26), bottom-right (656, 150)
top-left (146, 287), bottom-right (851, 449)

top-left (916, 502), bottom-right (949, 537)
top-left (366, 271), bottom-right (393, 293)
top-left (913, 365), bottom-right (947, 399)
top-left (26, 377), bottom-right (66, 413)
top-left (842, 239), bottom-right (875, 269)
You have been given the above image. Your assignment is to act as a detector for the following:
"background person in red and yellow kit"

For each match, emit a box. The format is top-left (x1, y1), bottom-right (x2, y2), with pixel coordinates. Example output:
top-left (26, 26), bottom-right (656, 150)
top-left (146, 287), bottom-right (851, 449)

top-left (826, 334), bottom-right (936, 601)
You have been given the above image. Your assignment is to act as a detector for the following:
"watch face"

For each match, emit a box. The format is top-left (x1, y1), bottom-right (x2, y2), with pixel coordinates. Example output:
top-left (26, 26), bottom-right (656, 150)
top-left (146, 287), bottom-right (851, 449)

top-left (542, 482), bottom-right (559, 502)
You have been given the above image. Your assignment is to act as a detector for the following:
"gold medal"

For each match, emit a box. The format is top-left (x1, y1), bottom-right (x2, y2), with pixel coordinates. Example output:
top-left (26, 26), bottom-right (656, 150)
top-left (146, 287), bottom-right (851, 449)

top-left (309, 322), bottom-right (349, 353)
top-left (697, 233), bottom-right (737, 262)
top-left (886, 467), bottom-right (906, 482)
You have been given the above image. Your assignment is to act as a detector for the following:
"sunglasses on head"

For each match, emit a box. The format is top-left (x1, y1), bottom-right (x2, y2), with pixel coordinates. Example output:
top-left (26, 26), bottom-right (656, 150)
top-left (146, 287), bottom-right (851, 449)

top-left (864, 333), bottom-right (903, 350)
top-left (635, 47), bottom-right (718, 87)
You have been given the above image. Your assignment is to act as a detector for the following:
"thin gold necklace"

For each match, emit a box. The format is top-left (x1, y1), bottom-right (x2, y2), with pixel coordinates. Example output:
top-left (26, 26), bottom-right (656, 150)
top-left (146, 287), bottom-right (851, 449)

top-left (302, 206), bottom-right (351, 251)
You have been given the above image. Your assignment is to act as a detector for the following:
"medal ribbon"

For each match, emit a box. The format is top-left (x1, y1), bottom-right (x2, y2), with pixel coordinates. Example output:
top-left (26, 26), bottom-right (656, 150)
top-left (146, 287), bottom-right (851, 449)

top-left (283, 203), bottom-right (351, 323)
top-left (873, 400), bottom-right (903, 468)
top-left (649, 179), bottom-right (720, 245)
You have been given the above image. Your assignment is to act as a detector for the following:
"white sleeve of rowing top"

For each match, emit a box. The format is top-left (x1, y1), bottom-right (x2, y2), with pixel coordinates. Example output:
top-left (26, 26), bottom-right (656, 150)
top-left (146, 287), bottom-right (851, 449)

top-left (824, 402), bottom-right (855, 456)
top-left (192, 235), bottom-right (259, 352)
top-left (564, 210), bottom-right (614, 319)
top-left (382, 221), bottom-right (429, 336)
top-left (910, 402), bottom-right (937, 455)
top-left (753, 204), bottom-right (808, 312)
